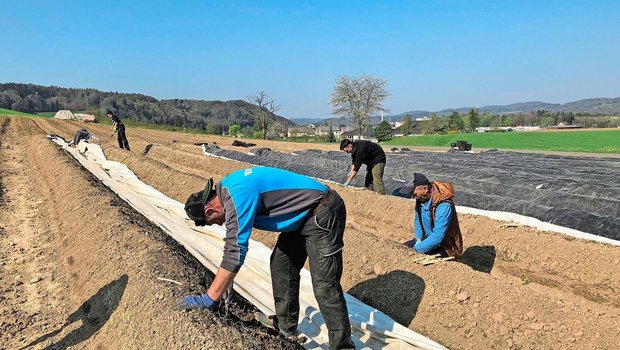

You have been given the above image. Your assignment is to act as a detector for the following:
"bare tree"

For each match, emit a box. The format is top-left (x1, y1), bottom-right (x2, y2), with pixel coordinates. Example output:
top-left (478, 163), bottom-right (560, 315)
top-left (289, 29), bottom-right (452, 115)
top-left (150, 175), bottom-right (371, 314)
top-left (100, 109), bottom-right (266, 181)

top-left (330, 74), bottom-right (390, 140)
top-left (248, 91), bottom-right (280, 140)
top-left (269, 120), bottom-right (288, 139)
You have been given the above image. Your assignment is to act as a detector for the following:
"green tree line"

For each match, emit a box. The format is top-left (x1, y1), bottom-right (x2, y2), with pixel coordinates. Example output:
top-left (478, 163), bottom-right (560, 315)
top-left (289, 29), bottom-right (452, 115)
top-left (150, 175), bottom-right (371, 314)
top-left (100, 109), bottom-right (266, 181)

top-left (414, 109), bottom-right (617, 135)
top-left (0, 83), bottom-right (294, 132)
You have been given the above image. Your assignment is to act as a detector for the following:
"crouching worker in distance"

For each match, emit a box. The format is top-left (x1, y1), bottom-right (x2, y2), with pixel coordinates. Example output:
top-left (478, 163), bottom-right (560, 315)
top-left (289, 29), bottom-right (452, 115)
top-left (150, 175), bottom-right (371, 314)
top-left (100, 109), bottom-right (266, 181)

top-left (67, 128), bottom-right (97, 146)
top-left (179, 166), bottom-right (355, 350)
top-left (399, 173), bottom-right (463, 259)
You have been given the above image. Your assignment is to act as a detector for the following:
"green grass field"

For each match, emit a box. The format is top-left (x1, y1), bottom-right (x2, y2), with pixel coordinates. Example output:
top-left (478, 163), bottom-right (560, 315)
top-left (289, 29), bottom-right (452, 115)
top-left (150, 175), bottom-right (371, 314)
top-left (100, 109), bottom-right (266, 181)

top-left (382, 130), bottom-right (620, 154)
top-left (0, 108), bottom-right (38, 117)
top-left (35, 111), bottom-right (57, 117)
top-left (0, 108), bottom-right (58, 118)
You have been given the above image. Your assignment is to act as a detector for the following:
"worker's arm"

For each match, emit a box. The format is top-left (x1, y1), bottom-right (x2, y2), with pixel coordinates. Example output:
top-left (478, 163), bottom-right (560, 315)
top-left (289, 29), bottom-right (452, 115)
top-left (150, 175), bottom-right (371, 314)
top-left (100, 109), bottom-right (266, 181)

top-left (351, 142), bottom-right (367, 173)
top-left (208, 191), bottom-right (258, 299)
top-left (206, 268), bottom-right (237, 301)
top-left (351, 156), bottom-right (363, 175)
top-left (219, 190), bottom-right (259, 272)
top-left (413, 206), bottom-right (424, 241)
top-left (346, 166), bottom-right (358, 183)
top-left (176, 191), bottom-right (259, 311)
top-left (404, 205), bottom-right (425, 248)
top-left (415, 202), bottom-right (452, 254)
top-left (345, 146), bottom-right (364, 185)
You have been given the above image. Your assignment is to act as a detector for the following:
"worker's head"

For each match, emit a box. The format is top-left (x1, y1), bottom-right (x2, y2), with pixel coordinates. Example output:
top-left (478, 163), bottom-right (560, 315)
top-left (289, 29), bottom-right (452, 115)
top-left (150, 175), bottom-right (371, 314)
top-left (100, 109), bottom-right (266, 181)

top-left (340, 139), bottom-right (353, 153)
top-left (399, 173), bottom-right (432, 203)
top-left (106, 110), bottom-right (113, 118)
top-left (184, 179), bottom-right (225, 226)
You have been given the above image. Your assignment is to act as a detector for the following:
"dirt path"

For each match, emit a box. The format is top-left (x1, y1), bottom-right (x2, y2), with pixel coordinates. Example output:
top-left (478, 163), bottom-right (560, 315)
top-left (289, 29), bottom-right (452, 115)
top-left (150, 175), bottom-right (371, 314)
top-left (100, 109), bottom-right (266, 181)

top-left (2, 117), bottom-right (619, 349)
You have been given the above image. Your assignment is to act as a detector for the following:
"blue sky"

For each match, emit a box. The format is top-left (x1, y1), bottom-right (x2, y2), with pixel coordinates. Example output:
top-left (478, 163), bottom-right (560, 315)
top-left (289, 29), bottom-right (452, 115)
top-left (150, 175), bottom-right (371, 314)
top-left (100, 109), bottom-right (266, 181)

top-left (1, 1), bottom-right (618, 118)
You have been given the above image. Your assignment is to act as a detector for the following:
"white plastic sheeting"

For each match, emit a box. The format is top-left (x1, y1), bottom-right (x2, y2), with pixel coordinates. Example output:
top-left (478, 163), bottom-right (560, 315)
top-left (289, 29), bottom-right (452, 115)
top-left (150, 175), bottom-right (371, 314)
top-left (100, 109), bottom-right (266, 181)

top-left (48, 136), bottom-right (447, 350)
top-left (202, 146), bottom-right (620, 248)
top-left (455, 206), bottom-right (620, 247)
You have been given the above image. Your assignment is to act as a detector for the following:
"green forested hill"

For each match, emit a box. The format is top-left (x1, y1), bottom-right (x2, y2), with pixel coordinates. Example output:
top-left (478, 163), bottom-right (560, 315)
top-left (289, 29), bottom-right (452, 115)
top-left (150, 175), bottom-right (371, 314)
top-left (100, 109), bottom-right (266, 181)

top-left (0, 83), bottom-right (294, 131)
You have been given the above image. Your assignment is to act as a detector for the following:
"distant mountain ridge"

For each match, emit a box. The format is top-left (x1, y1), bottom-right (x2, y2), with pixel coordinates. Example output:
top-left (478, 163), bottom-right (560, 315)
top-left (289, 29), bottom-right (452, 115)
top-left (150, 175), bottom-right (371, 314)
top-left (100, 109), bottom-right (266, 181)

top-left (298, 97), bottom-right (620, 125)
top-left (291, 117), bottom-right (329, 125)
top-left (390, 97), bottom-right (620, 121)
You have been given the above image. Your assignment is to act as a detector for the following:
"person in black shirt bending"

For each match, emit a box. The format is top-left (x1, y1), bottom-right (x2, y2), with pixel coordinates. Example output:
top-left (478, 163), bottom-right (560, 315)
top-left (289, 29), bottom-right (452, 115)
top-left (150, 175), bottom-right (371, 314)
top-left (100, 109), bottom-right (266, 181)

top-left (339, 139), bottom-right (386, 194)
top-left (106, 110), bottom-right (130, 150)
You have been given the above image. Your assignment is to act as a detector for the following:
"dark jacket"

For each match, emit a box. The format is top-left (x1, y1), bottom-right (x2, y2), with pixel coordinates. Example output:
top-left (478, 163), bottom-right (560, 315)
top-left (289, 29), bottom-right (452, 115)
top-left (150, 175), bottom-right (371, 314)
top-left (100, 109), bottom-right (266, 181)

top-left (109, 113), bottom-right (123, 132)
top-left (351, 140), bottom-right (386, 172)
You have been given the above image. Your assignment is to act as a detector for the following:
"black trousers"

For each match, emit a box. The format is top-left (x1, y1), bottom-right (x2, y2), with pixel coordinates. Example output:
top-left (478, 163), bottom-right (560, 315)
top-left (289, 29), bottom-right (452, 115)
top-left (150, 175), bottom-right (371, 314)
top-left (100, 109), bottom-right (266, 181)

top-left (117, 124), bottom-right (130, 150)
top-left (270, 190), bottom-right (354, 350)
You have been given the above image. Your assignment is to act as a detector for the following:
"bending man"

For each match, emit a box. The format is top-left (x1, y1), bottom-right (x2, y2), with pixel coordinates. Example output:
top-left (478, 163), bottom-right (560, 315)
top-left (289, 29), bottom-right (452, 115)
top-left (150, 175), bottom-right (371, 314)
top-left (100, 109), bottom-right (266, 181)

top-left (179, 167), bottom-right (354, 349)
top-left (339, 139), bottom-right (386, 194)
top-left (399, 173), bottom-right (463, 259)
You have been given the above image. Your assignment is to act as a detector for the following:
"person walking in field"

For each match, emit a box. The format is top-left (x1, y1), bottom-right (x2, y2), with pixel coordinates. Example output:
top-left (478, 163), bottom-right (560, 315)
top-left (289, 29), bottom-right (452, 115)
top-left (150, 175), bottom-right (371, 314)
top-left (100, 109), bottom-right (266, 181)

top-left (178, 166), bottom-right (355, 350)
top-left (339, 139), bottom-right (386, 194)
top-left (106, 110), bottom-right (130, 150)
top-left (399, 173), bottom-right (463, 259)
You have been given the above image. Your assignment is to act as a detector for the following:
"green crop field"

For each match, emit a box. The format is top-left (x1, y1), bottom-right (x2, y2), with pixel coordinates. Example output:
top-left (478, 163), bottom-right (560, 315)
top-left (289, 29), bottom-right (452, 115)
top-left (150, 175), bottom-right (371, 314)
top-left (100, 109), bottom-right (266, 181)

top-left (382, 130), bottom-right (620, 154)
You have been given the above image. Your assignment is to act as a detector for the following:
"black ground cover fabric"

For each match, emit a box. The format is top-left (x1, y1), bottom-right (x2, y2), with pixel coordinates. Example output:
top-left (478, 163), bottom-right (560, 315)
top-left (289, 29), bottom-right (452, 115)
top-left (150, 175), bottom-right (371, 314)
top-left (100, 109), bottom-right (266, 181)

top-left (203, 146), bottom-right (620, 241)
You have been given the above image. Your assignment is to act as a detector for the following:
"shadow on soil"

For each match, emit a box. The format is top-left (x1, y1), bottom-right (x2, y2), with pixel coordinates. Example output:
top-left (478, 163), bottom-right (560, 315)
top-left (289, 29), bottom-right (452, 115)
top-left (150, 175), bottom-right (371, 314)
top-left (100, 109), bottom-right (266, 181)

top-left (21, 274), bottom-right (129, 350)
top-left (347, 270), bottom-right (425, 326)
top-left (460, 245), bottom-right (497, 273)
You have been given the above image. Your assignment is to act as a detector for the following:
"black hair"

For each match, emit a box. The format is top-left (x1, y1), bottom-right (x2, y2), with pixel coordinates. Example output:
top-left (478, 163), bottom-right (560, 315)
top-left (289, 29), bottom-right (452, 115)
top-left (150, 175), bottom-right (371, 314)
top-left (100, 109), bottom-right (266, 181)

top-left (339, 139), bottom-right (352, 150)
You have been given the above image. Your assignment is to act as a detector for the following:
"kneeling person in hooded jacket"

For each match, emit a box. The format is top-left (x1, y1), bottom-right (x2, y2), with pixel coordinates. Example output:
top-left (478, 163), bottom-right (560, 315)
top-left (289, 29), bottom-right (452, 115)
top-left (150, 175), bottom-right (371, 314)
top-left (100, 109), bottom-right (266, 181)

top-left (399, 173), bottom-right (463, 259)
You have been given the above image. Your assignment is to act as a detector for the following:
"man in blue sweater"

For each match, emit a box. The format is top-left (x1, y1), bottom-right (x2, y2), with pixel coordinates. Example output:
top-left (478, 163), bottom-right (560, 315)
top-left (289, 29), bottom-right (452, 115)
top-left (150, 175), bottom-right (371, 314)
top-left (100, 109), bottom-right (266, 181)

top-left (179, 167), bottom-right (354, 349)
top-left (399, 173), bottom-right (463, 259)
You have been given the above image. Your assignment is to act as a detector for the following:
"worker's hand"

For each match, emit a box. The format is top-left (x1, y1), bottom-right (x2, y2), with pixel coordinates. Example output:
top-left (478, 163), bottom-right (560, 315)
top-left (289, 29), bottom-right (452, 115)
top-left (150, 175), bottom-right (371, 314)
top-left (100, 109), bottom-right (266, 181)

top-left (403, 239), bottom-right (417, 249)
top-left (402, 239), bottom-right (414, 248)
top-left (342, 180), bottom-right (350, 187)
top-left (175, 293), bottom-right (216, 310)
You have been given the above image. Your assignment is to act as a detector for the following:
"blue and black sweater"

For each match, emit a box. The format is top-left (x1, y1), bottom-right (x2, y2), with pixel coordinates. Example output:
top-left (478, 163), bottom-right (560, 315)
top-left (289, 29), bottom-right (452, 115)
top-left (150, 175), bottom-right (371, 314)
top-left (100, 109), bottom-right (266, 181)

top-left (216, 167), bottom-right (328, 272)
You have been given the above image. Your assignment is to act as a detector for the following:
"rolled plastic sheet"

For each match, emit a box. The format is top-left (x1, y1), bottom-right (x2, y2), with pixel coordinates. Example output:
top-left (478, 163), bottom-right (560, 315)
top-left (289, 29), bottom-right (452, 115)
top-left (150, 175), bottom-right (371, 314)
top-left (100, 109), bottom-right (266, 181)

top-left (47, 135), bottom-right (447, 350)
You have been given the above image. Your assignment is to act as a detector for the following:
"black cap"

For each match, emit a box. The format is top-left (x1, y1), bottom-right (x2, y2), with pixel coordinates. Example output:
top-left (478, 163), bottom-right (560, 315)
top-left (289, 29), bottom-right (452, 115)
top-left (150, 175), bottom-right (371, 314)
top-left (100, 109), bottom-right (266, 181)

top-left (399, 173), bottom-right (431, 194)
top-left (184, 179), bottom-right (215, 226)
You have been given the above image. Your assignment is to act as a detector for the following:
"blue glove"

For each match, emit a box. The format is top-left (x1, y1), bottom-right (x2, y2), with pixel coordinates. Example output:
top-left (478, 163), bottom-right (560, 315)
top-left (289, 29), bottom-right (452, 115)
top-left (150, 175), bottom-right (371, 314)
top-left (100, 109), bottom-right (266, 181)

top-left (342, 180), bottom-right (350, 187)
top-left (176, 293), bottom-right (216, 310)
